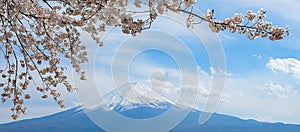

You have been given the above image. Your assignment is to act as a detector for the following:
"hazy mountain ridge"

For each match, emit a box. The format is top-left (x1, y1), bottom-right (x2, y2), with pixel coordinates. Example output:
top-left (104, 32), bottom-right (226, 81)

top-left (1, 82), bottom-right (300, 131)
top-left (1, 105), bottom-right (300, 132)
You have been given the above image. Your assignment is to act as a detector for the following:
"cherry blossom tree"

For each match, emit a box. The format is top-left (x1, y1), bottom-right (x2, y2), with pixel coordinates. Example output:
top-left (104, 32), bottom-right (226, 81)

top-left (0, 0), bottom-right (289, 120)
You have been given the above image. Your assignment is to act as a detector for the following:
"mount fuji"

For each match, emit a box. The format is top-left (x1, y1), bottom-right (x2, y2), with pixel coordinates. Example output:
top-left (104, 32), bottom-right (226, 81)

top-left (1, 82), bottom-right (300, 132)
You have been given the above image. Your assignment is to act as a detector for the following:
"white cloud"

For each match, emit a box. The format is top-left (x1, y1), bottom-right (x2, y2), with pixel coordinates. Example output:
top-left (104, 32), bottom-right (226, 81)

top-left (252, 54), bottom-right (263, 60)
top-left (86, 46), bottom-right (300, 125)
top-left (215, 75), bottom-right (300, 125)
top-left (258, 82), bottom-right (294, 99)
top-left (266, 58), bottom-right (300, 80)
top-left (210, 67), bottom-right (237, 77)
top-left (256, 114), bottom-right (273, 122)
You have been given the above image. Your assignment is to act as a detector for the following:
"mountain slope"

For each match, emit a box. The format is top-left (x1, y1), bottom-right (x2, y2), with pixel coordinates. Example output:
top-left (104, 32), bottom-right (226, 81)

top-left (1, 106), bottom-right (300, 132)
top-left (172, 110), bottom-right (300, 132)
top-left (1, 82), bottom-right (300, 131)
top-left (0, 107), bottom-right (102, 132)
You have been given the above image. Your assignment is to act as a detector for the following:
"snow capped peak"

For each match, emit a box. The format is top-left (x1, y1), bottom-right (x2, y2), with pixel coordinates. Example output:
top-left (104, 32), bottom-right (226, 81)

top-left (98, 82), bottom-right (175, 111)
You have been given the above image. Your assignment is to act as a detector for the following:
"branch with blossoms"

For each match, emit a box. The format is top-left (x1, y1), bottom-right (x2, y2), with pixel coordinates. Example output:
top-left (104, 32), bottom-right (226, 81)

top-left (0, 0), bottom-right (289, 121)
top-left (132, 0), bottom-right (289, 41)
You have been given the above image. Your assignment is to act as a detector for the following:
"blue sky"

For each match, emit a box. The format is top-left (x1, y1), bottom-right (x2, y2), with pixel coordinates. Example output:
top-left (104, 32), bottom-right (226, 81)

top-left (1, 0), bottom-right (300, 125)
top-left (196, 0), bottom-right (300, 124)
top-left (78, 0), bottom-right (300, 125)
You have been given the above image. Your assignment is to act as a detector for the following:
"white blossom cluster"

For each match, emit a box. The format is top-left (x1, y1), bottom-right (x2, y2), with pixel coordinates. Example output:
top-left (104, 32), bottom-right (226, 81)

top-left (133, 1), bottom-right (288, 41)
top-left (205, 9), bottom-right (289, 40)
top-left (0, 0), bottom-right (288, 120)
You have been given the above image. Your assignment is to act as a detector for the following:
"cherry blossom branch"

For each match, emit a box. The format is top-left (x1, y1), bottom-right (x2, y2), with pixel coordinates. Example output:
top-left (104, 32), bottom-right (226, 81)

top-left (165, 4), bottom-right (289, 41)
top-left (0, 0), bottom-right (290, 121)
